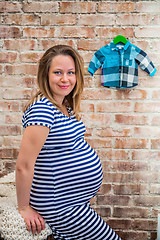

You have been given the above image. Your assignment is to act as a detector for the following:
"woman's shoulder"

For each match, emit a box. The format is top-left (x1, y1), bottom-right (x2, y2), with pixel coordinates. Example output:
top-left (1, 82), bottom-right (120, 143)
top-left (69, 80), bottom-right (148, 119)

top-left (22, 96), bottom-right (56, 129)
top-left (25, 96), bottom-right (56, 113)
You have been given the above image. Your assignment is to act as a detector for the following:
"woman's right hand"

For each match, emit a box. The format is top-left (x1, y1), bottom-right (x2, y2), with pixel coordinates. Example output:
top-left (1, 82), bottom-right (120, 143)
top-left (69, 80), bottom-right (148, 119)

top-left (18, 205), bottom-right (45, 234)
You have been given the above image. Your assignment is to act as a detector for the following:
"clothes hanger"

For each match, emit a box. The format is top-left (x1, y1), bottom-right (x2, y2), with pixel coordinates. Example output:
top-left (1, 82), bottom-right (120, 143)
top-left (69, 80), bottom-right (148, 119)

top-left (113, 35), bottom-right (128, 45)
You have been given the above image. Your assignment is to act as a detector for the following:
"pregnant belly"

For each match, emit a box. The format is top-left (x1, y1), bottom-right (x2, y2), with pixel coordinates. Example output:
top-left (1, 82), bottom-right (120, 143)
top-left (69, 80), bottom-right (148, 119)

top-left (31, 146), bottom-right (103, 211)
top-left (53, 147), bottom-right (103, 207)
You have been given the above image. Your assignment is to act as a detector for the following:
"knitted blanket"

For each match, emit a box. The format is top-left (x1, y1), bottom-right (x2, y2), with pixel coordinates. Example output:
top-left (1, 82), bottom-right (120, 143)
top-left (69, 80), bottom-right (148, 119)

top-left (0, 171), bottom-right (52, 240)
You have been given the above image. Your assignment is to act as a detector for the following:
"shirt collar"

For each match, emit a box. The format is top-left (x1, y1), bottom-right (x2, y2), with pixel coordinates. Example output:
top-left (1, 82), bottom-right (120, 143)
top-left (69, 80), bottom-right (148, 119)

top-left (110, 40), bottom-right (130, 51)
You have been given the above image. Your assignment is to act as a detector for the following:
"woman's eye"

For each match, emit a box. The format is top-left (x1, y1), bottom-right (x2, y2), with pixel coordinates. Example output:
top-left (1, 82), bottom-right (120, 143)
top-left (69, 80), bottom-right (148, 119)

top-left (54, 71), bottom-right (61, 75)
top-left (68, 71), bottom-right (75, 75)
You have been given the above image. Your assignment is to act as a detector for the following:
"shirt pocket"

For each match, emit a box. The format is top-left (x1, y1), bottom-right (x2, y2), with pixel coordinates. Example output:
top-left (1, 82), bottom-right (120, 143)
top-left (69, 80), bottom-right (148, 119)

top-left (124, 58), bottom-right (133, 67)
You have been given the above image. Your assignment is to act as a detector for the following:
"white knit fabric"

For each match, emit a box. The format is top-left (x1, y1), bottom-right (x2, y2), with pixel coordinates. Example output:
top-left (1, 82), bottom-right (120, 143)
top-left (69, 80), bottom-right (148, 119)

top-left (0, 171), bottom-right (52, 240)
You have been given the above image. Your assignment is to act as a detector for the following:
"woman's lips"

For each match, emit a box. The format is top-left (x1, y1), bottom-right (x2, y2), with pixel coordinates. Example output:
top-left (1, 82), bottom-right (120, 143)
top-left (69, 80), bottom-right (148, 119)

top-left (59, 85), bottom-right (70, 89)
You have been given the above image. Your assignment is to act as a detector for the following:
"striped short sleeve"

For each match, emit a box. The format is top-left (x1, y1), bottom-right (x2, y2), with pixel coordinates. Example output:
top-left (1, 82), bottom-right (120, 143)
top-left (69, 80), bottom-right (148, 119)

top-left (22, 100), bottom-right (55, 129)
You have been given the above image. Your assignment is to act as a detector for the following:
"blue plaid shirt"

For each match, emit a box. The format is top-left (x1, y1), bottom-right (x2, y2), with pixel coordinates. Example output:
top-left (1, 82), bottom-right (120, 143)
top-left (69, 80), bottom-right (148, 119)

top-left (88, 41), bottom-right (157, 89)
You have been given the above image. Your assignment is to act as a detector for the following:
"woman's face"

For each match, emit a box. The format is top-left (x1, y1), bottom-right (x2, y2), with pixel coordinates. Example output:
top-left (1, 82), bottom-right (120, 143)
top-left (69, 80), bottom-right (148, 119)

top-left (48, 54), bottom-right (77, 105)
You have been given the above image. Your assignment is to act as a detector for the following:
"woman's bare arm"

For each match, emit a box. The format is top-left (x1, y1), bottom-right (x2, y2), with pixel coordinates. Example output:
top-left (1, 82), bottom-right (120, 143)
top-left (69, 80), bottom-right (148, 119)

top-left (16, 125), bottom-right (50, 234)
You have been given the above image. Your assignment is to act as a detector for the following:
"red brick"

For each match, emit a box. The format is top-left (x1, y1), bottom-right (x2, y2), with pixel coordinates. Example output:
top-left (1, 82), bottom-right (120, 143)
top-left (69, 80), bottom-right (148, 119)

top-left (86, 138), bottom-right (112, 149)
top-left (0, 101), bottom-right (20, 112)
top-left (0, 27), bottom-right (21, 38)
top-left (134, 195), bottom-right (160, 207)
top-left (0, 76), bottom-right (23, 87)
top-left (97, 127), bottom-right (131, 137)
top-left (81, 89), bottom-right (112, 100)
top-left (98, 184), bottom-right (112, 195)
top-left (3, 14), bottom-right (39, 25)
top-left (154, 15), bottom-right (160, 25)
top-left (103, 172), bottom-right (133, 183)
top-left (77, 39), bottom-right (109, 51)
top-left (116, 14), bottom-right (153, 26)
top-left (97, 102), bottom-right (132, 113)
top-left (97, 149), bottom-right (130, 161)
top-left (113, 183), bottom-right (149, 195)
top-left (149, 52), bottom-right (160, 64)
top-left (113, 161), bottom-right (148, 172)
top-left (132, 150), bottom-right (160, 161)
top-left (113, 207), bottom-right (149, 218)
top-left (23, 2), bottom-right (58, 13)
top-left (151, 139), bottom-right (160, 149)
top-left (0, 2), bottom-right (21, 12)
top-left (57, 27), bottom-right (95, 38)
top-left (97, 27), bottom-right (134, 39)
top-left (1, 149), bottom-right (16, 159)
top-left (133, 172), bottom-right (160, 184)
top-left (80, 103), bottom-right (95, 113)
top-left (150, 40), bottom-right (160, 51)
top-left (4, 39), bottom-right (38, 51)
top-left (150, 232), bottom-right (157, 240)
top-left (94, 206), bottom-right (111, 217)
top-left (113, 89), bottom-right (147, 100)
top-left (135, 27), bottom-right (160, 38)
top-left (81, 113), bottom-right (110, 128)
top-left (134, 126), bottom-right (160, 138)
top-left (5, 64), bottom-right (37, 75)
top-left (39, 39), bottom-right (75, 50)
top-left (3, 88), bottom-right (36, 100)
top-left (23, 77), bottom-right (37, 88)
top-left (111, 150), bottom-right (130, 160)
top-left (0, 65), bottom-right (3, 74)
top-left (4, 161), bottom-right (16, 171)
top-left (83, 76), bottom-right (95, 88)
top-left (117, 230), bottom-right (148, 240)
top-left (23, 27), bottom-right (55, 38)
top-left (151, 115), bottom-right (160, 125)
top-left (60, 2), bottom-right (96, 13)
top-left (152, 89), bottom-right (160, 99)
top-left (107, 219), bottom-right (132, 229)
top-left (78, 14), bottom-right (115, 26)
top-left (150, 184), bottom-right (160, 194)
top-left (132, 40), bottom-right (150, 51)
top-left (98, 2), bottom-right (134, 13)
top-left (0, 125), bottom-right (21, 136)
top-left (101, 160), bottom-right (112, 172)
top-left (133, 219), bottom-right (157, 231)
top-left (115, 114), bottom-right (149, 125)
top-left (5, 113), bottom-right (22, 124)
top-left (3, 136), bottom-right (22, 148)
top-left (139, 77), bottom-right (160, 88)
top-left (20, 52), bottom-right (43, 63)
top-left (97, 195), bottom-right (131, 206)
top-left (135, 2), bottom-right (160, 13)
top-left (0, 52), bottom-right (18, 63)
top-left (96, 149), bottom-right (112, 161)
top-left (84, 128), bottom-right (93, 137)
top-left (115, 138), bottom-right (149, 149)
top-left (134, 102), bottom-right (160, 113)
top-left (81, 51), bottom-right (94, 63)
top-left (41, 14), bottom-right (76, 25)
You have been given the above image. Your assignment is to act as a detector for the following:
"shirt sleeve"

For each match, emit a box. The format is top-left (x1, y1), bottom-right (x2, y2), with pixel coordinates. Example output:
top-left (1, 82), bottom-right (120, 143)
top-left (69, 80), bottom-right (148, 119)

top-left (22, 101), bottom-right (55, 129)
top-left (135, 49), bottom-right (157, 77)
top-left (88, 49), bottom-right (105, 76)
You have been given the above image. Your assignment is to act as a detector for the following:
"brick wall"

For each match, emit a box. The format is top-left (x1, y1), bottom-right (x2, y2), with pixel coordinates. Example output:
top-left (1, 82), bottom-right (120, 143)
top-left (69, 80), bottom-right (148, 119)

top-left (0, 1), bottom-right (160, 239)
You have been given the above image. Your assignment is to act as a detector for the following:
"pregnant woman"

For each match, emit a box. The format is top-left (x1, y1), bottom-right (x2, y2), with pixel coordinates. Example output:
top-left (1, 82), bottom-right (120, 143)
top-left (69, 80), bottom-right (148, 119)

top-left (16, 45), bottom-right (122, 240)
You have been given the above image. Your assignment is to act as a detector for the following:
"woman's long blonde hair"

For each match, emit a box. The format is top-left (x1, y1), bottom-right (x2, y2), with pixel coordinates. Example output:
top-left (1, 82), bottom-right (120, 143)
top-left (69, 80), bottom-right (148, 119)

top-left (24, 45), bottom-right (84, 120)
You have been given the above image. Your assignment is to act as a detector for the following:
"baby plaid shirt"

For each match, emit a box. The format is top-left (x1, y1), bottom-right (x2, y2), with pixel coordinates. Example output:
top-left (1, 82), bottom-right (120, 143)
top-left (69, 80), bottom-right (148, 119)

top-left (88, 40), bottom-right (157, 89)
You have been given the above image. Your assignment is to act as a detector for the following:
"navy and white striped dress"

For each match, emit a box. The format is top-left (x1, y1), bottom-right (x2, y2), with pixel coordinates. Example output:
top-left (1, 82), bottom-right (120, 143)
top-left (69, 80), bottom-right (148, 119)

top-left (22, 96), bottom-right (122, 240)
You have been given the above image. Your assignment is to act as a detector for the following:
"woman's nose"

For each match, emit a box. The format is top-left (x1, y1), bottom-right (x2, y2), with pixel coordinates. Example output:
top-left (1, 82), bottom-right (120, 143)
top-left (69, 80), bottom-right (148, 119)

top-left (61, 73), bottom-right (68, 82)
